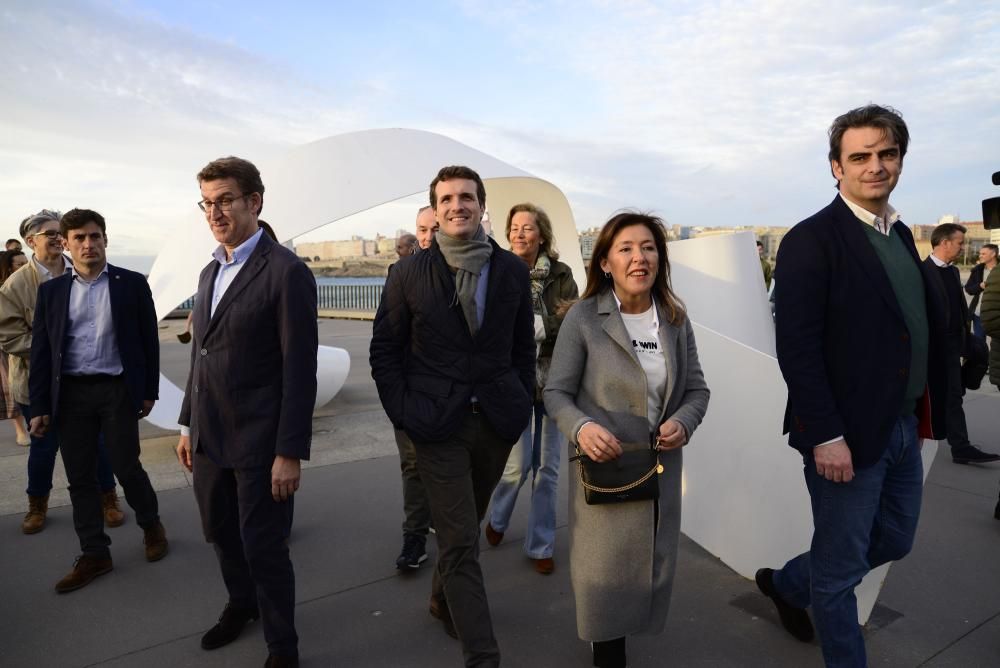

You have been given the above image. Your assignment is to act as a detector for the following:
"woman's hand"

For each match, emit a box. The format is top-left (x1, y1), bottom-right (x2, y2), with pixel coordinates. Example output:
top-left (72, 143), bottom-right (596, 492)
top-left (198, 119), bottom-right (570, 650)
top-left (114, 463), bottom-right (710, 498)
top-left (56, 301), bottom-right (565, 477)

top-left (578, 422), bottom-right (623, 462)
top-left (656, 419), bottom-right (688, 451)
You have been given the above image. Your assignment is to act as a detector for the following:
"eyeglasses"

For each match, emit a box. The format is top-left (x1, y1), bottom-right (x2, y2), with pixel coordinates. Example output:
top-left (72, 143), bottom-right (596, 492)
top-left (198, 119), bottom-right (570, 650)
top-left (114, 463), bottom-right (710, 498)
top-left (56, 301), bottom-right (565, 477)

top-left (31, 230), bottom-right (62, 240)
top-left (197, 193), bottom-right (248, 213)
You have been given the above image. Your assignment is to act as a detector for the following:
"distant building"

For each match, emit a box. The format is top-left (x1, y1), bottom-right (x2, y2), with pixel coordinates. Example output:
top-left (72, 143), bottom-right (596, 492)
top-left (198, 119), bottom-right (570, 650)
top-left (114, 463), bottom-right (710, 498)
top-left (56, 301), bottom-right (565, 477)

top-left (295, 236), bottom-right (376, 261)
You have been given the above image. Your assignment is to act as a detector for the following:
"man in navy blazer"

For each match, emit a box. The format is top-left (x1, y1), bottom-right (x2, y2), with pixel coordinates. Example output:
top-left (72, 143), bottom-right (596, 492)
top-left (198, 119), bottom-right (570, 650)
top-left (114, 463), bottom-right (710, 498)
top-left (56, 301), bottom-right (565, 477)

top-left (29, 208), bottom-right (166, 593)
top-left (756, 105), bottom-right (947, 666)
top-left (175, 157), bottom-right (317, 668)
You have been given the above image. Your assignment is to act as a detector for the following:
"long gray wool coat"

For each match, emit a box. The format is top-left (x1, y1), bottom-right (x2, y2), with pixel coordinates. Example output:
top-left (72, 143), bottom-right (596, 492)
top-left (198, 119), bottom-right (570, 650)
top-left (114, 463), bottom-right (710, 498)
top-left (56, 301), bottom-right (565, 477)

top-left (544, 289), bottom-right (710, 641)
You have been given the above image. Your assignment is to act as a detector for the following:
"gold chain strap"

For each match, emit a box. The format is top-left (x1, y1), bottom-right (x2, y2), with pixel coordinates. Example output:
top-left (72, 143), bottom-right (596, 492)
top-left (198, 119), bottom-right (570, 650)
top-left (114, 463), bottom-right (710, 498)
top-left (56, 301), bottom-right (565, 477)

top-left (577, 455), bottom-right (663, 494)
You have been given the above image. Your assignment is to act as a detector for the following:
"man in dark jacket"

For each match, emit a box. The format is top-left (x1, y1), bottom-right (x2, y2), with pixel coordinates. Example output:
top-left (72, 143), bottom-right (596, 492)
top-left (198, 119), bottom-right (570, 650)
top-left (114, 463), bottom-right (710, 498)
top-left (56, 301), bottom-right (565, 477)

top-left (370, 165), bottom-right (534, 668)
top-left (924, 224), bottom-right (999, 464)
top-left (29, 208), bottom-right (166, 593)
top-left (965, 243), bottom-right (999, 340)
top-left (756, 105), bottom-right (948, 667)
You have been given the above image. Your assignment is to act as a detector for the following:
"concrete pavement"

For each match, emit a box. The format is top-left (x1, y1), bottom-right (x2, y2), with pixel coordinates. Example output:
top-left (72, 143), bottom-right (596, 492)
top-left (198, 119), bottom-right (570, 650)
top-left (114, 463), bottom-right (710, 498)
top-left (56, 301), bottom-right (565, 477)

top-left (1, 319), bottom-right (999, 666)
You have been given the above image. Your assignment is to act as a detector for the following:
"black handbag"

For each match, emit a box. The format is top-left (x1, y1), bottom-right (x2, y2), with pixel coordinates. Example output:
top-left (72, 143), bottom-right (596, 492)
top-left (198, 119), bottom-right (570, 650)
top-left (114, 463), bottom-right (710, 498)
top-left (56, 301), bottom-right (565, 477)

top-left (571, 443), bottom-right (663, 505)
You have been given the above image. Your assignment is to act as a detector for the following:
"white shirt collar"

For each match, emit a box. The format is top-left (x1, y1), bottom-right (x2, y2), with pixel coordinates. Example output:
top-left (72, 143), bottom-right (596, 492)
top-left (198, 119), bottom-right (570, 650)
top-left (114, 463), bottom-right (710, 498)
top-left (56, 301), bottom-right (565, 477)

top-left (840, 193), bottom-right (901, 234)
top-left (32, 254), bottom-right (72, 280)
top-left (928, 253), bottom-right (950, 268)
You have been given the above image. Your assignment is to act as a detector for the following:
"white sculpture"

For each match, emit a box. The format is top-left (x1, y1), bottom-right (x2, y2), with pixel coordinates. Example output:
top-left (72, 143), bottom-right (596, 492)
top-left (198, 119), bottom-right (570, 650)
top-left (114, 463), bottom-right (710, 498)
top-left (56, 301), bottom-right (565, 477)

top-left (145, 130), bottom-right (931, 624)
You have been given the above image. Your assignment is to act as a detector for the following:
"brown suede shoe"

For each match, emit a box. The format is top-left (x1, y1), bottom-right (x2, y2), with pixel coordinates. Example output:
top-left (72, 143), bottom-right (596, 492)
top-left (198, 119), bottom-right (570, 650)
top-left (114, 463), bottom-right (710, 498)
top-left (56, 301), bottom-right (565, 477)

top-left (22, 494), bottom-right (49, 534)
top-left (55, 554), bottom-right (113, 593)
top-left (143, 521), bottom-right (169, 562)
top-left (484, 522), bottom-right (503, 547)
top-left (532, 557), bottom-right (555, 575)
top-left (102, 490), bottom-right (126, 528)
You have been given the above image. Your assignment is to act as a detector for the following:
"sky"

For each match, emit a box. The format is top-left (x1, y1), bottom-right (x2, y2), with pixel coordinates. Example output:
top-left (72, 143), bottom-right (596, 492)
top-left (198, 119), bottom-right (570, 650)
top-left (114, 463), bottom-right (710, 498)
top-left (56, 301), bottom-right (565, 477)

top-left (1, 0), bottom-right (998, 255)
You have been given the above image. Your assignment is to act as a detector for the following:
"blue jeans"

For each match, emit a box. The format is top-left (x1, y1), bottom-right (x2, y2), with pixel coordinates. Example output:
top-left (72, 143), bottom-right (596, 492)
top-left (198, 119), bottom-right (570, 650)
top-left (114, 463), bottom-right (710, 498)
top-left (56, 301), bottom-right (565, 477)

top-left (488, 402), bottom-right (562, 559)
top-left (20, 402), bottom-right (116, 497)
top-left (773, 415), bottom-right (922, 668)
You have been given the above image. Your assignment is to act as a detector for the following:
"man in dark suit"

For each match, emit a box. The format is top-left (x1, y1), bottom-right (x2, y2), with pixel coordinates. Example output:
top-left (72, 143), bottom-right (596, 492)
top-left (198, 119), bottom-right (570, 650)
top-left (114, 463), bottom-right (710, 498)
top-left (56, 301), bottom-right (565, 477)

top-left (371, 165), bottom-right (534, 667)
top-left (755, 105), bottom-right (948, 666)
top-left (29, 208), bottom-right (166, 593)
top-left (924, 224), bottom-right (1000, 465)
top-left (175, 157), bottom-right (317, 668)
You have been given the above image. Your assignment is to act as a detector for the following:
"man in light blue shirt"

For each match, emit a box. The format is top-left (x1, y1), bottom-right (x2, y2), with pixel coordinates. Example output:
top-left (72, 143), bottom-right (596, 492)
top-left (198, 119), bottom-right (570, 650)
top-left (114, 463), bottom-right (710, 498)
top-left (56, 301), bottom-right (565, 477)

top-left (29, 208), bottom-right (165, 593)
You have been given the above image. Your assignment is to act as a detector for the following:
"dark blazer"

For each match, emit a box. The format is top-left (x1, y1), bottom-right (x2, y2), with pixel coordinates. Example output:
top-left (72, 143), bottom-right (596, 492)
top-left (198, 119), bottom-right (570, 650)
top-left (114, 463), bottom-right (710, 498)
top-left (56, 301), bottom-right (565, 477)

top-left (774, 196), bottom-right (948, 469)
top-left (370, 237), bottom-right (535, 444)
top-left (965, 263), bottom-right (988, 316)
top-left (29, 264), bottom-right (159, 419)
top-left (178, 233), bottom-right (318, 468)
top-left (923, 257), bottom-right (968, 356)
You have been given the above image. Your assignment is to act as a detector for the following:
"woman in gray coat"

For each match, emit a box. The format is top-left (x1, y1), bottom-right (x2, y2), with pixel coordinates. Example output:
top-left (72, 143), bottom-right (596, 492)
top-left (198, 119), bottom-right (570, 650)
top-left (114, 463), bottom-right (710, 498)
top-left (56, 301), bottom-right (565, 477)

top-left (544, 212), bottom-right (710, 668)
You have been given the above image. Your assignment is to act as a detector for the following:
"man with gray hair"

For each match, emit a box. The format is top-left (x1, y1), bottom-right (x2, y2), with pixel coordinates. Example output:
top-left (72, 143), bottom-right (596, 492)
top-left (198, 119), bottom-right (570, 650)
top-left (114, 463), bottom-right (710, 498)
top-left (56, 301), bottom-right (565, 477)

top-left (395, 233), bottom-right (418, 258)
top-left (0, 210), bottom-right (124, 534)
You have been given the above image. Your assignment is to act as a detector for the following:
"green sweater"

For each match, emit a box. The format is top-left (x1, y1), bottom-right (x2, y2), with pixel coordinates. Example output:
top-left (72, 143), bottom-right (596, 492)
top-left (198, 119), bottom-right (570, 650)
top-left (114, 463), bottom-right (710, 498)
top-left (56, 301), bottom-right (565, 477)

top-left (860, 223), bottom-right (928, 415)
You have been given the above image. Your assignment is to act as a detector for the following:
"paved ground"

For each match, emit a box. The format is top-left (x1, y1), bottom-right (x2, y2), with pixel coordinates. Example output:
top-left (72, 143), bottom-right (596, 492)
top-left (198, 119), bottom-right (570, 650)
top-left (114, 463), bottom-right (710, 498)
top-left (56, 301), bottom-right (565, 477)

top-left (1, 319), bottom-right (999, 667)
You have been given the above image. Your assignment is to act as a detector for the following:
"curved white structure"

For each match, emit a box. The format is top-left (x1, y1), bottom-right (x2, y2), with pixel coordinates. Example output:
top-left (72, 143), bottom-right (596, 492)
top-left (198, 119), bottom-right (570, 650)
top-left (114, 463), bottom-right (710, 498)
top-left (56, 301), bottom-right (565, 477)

top-left (145, 129), bottom-right (929, 624)
top-left (146, 129), bottom-right (583, 430)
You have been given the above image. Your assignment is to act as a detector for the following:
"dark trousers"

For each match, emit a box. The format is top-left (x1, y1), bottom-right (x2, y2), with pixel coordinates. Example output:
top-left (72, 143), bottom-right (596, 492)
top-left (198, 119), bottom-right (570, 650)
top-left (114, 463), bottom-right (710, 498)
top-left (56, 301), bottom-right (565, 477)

top-left (21, 401), bottom-right (116, 497)
top-left (193, 450), bottom-right (297, 657)
top-left (944, 349), bottom-right (972, 451)
top-left (414, 412), bottom-right (514, 668)
top-left (393, 427), bottom-right (431, 538)
top-left (57, 376), bottom-right (159, 559)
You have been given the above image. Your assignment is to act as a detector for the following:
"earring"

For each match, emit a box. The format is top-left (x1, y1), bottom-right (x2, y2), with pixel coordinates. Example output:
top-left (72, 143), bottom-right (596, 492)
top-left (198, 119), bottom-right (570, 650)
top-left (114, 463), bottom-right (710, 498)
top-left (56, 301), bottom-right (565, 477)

top-left (604, 271), bottom-right (611, 278)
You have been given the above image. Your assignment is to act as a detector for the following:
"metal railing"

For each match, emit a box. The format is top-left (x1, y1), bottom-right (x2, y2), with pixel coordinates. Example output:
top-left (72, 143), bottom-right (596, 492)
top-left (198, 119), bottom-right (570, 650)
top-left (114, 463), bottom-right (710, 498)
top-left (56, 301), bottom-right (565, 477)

top-left (176, 282), bottom-right (384, 313)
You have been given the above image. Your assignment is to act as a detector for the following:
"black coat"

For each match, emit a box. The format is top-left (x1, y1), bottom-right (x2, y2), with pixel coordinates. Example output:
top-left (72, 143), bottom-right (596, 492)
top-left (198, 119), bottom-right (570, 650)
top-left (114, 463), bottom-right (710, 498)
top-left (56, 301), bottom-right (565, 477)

top-left (965, 262), bottom-right (989, 315)
top-left (922, 257), bottom-right (968, 356)
top-left (30, 264), bottom-right (159, 419)
top-left (774, 196), bottom-right (948, 469)
top-left (370, 237), bottom-right (535, 444)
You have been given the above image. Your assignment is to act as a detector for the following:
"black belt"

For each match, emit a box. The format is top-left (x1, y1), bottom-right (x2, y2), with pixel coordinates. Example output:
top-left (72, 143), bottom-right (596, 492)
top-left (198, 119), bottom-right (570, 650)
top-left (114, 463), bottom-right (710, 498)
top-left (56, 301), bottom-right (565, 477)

top-left (63, 373), bottom-right (122, 384)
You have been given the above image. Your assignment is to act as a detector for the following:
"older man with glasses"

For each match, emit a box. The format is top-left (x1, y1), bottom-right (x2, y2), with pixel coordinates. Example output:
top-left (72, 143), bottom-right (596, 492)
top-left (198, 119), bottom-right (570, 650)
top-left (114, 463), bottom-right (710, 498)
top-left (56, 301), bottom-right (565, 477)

top-left (0, 210), bottom-right (125, 535)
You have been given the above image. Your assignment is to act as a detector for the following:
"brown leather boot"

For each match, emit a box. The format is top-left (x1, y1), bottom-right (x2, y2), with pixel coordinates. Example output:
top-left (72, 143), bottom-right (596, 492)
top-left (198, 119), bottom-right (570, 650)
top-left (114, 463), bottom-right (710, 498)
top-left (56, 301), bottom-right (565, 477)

top-left (55, 554), bottom-right (113, 593)
top-left (102, 490), bottom-right (126, 528)
top-left (21, 495), bottom-right (49, 534)
top-left (143, 521), bottom-right (169, 562)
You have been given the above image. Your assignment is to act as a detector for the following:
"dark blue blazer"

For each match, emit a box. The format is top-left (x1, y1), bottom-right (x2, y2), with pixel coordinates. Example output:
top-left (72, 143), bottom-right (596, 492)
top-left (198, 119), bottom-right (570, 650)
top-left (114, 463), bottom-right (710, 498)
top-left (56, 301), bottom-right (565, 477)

top-left (774, 196), bottom-right (948, 469)
top-left (178, 233), bottom-right (318, 468)
top-left (29, 264), bottom-right (160, 419)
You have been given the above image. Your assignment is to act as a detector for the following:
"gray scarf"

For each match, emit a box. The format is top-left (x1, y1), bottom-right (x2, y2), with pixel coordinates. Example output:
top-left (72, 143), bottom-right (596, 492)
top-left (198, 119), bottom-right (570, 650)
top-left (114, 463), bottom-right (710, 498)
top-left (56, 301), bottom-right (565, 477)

top-left (435, 225), bottom-right (493, 336)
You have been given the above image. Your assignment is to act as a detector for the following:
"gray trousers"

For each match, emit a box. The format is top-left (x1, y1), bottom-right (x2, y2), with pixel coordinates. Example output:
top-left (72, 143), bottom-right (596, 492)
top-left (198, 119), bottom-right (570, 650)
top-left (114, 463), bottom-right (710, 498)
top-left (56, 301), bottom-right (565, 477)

top-left (393, 428), bottom-right (431, 538)
top-left (414, 412), bottom-right (514, 668)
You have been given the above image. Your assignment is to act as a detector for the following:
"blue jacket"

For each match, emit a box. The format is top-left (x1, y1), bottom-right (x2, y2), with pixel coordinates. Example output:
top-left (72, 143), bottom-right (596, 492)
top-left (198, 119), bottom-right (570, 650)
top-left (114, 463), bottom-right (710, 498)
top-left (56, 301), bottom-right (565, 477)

top-left (29, 264), bottom-right (159, 419)
top-left (774, 196), bottom-right (948, 469)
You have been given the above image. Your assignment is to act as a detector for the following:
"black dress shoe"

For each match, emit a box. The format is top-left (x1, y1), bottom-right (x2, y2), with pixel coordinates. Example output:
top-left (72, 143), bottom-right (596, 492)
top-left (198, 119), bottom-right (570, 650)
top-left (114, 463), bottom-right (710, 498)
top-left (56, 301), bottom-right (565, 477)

top-left (264, 654), bottom-right (299, 668)
top-left (952, 445), bottom-right (1000, 465)
top-left (755, 568), bottom-right (814, 642)
top-left (201, 603), bottom-right (260, 650)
